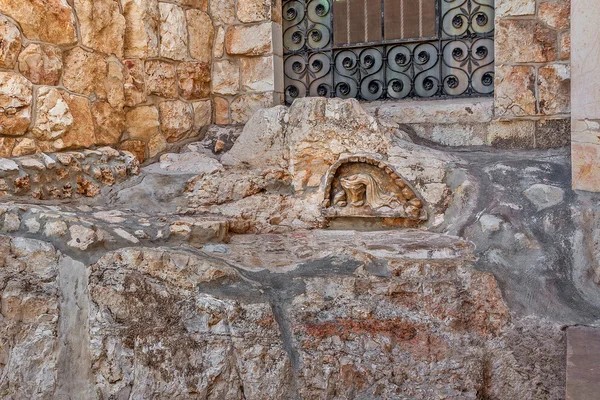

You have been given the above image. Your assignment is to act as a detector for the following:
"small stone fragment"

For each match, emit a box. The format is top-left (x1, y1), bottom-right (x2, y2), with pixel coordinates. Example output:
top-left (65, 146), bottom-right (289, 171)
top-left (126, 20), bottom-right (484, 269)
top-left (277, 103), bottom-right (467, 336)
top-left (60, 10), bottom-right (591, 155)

top-left (68, 224), bottom-right (97, 250)
top-left (523, 184), bottom-right (565, 211)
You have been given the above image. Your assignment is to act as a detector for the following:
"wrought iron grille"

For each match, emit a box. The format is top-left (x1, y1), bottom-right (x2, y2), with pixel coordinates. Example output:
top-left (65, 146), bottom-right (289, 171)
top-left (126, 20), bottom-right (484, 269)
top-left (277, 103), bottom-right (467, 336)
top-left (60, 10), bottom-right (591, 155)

top-left (283, 0), bottom-right (495, 105)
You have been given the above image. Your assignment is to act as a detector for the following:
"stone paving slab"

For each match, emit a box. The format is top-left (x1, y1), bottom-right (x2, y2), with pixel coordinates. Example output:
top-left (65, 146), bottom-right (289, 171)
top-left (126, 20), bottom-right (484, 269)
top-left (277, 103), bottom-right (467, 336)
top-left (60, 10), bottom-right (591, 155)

top-left (567, 326), bottom-right (600, 400)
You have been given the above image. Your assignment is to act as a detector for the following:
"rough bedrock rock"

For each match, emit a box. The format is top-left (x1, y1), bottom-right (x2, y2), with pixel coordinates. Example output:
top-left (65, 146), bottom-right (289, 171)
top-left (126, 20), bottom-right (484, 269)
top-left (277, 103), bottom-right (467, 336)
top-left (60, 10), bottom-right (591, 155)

top-left (495, 0), bottom-right (536, 16)
top-left (0, 72), bottom-right (33, 136)
top-left (91, 101), bottom-right (125, 145)
top-left (159, 2), bottom-right (188, 61)
top-left (209, 0), bottom-right (235, 25)
top-left (158, 152), bottom-right (223, 174)
top-left (59, 93), bottom-right (96, 149)
top-left (230, 92), bottom-right (275, 124)
top-left (32, 87), bottom-right (74, 141)
top-left (222, 106), bottom-right (288, 169)
top-left (125, 105), bottom-right (160, 141)
top-left (18, 44), bottom-right (63, 86)
top-left (212, 59), bottom-right (239, 95)
top-left (494, 65), bottom-right (537, 117)
top-left (225, 23), bottom-right (273, 55)
top-left (177, 62), bottom-right (211, 100)
top-left (123, 59), bottom-right (146, 107)
top-left (145, 60), bottom-right (177, 98)
top-left (75, 0), bottom-right (125, 57)
top-left (0, 16), bottom-right (21, 69)
top-left (191, 124), bottom-right (243, 156)
top-left (538, 64), bottom-right (571, 115)
top-left (286, 97), bottom-right (392, 192)
top-left (241, 56), bottom-right (275, 92)
top-left (539, 0), bottom-right (570, 30)
top-left (237, 0), bottom-right (271, 22)
top-left (187, 9), bottom-right (214, 63)
top-left (0, 236), bottom-right (59, 398)
top-left (0, 0), bottom-right (76, 45)
top-left (495, 19), bottom-right (557, 63)
top-left (159, 100), bottom-right (194, 143)
top-left (121, 0), bottom-right (160, 58)
top-left (523, 184), bottom-right (565, 211)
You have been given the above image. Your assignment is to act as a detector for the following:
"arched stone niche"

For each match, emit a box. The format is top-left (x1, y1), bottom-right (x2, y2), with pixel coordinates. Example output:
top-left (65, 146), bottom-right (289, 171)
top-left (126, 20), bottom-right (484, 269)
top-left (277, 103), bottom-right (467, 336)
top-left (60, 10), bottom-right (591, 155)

top-left (321, 155), bottom-right (428, 222)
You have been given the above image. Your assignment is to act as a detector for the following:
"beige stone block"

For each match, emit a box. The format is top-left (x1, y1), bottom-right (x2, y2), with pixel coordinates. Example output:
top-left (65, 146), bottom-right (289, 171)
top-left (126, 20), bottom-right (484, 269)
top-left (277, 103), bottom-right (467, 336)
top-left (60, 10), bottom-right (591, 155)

top-left (148, 134), bottom-right (167, 158)
top-left (0, 137), bottom-right (16, 158)
top-left (177, 62), bottom-right (211, 100)
top-left (121, 0), bottom-right (160, 58)
top-left (123, 59), bottom-right (146, 107)
top-left (237, 0), bottom-right (271, 22)
top-left (32, 87), bottom-right (73, 141)
top-left (573, 142), bottom-right (600, 191)
top-left (125, 105), bottom-right (160, 141)
top-left (75, 0), bottom-right (125, 57)
top-left (187, 9), bottom-right (214, 63)
top-left (230, 92), bottom-right (274, 124)
top-left (560, 31), bottom-right (571, 61)
top-left (59, 93), bottom-right (96, 149)
top-left (212, 60), bottom-right (239, 95)
top-left (430, 124), bottom-right (487, 146)
top-left (214, 26), bottom-right (225, 59)
top-left (538, 64), bottom-right (571, 115)
top-left (494, 65), bottom-right (537, 117)
top-left (159, 101), bottom-right (194, 142)
top-left (495, 0), bottom-right (535, 16)
top-left (241, 56), bottom-right (275, 92)
top-left (209, 0), bottom-right (235, 25)
top-left (487, 120), bottom-right (535, 148)
top-left (226, 23), bottom-right (273, 56)
top-left (171, 0), bottom-right (207, 8)
top-left (12, 138), bottom-right (37, 157)
top-left (92, 102), bottom-right (125, 145)
top-left (0, 72), bottom-right (32, 137)
top-left (0, 0), bottom-right (76, 45)
top-left (159, 3), bottom-right (188, 61)
top-left (495, 19), bottom-right (557, 63)
top-left (106, 56), bottom-right (126, 110)
top-left (63, 47), bottom-right (108, 97)
top-left (18, 44), bottom-right (63, 86)
top-left (572, 119), bottom-right (600, 146)
top-left (145, 60), bottom-right (177, 98)
top-left (119, 140), bottom-right (146, 163)
top-left (539, 0), bottom-right (570, 30)
top-left (214, 97), bottom-right (229, 124)
top-left (0, 17), bottom-right (21, 69)
top-left (192, 100), bottom-right (212, 130)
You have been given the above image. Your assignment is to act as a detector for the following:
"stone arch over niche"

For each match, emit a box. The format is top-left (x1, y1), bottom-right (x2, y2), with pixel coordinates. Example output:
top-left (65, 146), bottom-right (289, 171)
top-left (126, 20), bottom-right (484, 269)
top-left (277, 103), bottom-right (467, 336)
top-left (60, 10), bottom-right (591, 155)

top-left (321, 155), bottom-right (428, 222)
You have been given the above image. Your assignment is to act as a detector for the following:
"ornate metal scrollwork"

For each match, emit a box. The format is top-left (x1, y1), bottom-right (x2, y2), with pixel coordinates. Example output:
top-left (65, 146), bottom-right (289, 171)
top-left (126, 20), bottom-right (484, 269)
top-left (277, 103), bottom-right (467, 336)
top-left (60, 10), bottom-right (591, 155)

top-left (283, 0), bottom-right (494, 105)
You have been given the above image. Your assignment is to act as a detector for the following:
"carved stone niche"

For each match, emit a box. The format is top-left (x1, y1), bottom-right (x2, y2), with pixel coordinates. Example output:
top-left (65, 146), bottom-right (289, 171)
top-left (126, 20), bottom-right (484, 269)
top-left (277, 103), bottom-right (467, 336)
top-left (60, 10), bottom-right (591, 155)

top-left (321, 155), bottom-right (427, 222)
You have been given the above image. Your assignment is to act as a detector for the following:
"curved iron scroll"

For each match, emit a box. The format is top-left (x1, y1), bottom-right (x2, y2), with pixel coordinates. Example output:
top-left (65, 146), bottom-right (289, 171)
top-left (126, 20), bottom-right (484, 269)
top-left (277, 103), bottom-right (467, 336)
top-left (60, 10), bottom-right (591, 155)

top-left (283, 0), bottom-right (494, 105)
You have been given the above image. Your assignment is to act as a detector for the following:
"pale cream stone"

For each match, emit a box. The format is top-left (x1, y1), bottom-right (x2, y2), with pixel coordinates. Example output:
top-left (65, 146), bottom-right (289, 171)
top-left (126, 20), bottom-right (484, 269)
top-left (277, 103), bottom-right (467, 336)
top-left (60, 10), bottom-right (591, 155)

top-left (12, 138), bottom-right (37, 157)
top-left (0, 0), bottom-right (76, 45)
top-left (212, 60), bottom-right (239, 95)
top-left (121, 0), bottom-right (160, 58)
top-left (123, 59), bottom-right (146, 107)
top-left (495, 19), bottom-right (557, 63)
top-left (33, 87), bottom-right (74, 141)
top-left (495, 0), bottom-right (535, 16)
top-left (0, 16), bottom-right (21, 69)
top-left (145, 60), bottom-right (177, 98)
top-left (159, 3), bottom-right (188, 61)
top-left (209, 0), bottom-right (235, 25)
top-left (237, 0), bottom-right (271, 22)
top-left (0, 72), bottom-right (33, 137)
top-left (44, 220), bottom-right (68, 237)
top-left (539, 0), bottom-right (570, 30)
top-left (494, 65), bottom-right (537, 117)
top-left (226, 23), bottom-right (273, 55)
top-left (187, 9), bottom-right (214, 63)
top-left (213, 26), bottom-right (225, 59)
top-left (159, 101), bottom-right (194, 143)
top-left (68, 225), bottom-right (97, 250)
top-left (18, 44), bottom-right (63, 86)
top-left (75, 0), bottom-right (125, 57)
top-left (192, 100), bottom-right (212, 130)
top-left (487, 120), bottom-right (536, 148)
top-left (125, 106), bottom-right (160, 141)
top-left (241, 56), bottom-right (275, 92)
top-left (230, 92), bottom-right (274, 124)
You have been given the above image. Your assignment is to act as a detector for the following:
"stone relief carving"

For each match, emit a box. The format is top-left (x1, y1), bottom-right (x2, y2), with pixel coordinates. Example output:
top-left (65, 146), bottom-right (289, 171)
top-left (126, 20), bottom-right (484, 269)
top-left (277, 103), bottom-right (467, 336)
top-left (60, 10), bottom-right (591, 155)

top-left (322, 155), bottom-right (427, 221)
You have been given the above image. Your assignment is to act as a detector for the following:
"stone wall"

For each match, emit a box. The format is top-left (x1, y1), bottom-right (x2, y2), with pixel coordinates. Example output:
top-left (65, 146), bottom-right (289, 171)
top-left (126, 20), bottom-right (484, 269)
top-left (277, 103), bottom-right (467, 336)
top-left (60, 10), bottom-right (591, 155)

top-left (0, 0), bottom-right (282, 163)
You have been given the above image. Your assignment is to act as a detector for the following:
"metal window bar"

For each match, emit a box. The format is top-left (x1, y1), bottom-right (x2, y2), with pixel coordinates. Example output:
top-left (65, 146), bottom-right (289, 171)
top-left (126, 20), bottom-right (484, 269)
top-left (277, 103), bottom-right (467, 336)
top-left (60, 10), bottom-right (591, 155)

top-left (283, 0), bottom-right (494, 105)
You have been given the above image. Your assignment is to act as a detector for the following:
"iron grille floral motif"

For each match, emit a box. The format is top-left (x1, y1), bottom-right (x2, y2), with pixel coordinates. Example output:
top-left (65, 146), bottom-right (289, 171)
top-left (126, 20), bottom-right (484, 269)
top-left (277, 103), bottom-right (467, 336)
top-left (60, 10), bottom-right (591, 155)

top-left (283, 0), bottom-right (495, 105)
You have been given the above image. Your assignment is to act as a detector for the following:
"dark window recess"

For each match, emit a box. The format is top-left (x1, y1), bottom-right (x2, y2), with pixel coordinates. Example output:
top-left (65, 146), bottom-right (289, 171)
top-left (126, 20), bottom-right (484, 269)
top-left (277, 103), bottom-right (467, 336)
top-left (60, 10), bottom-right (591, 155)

top-left (283, 0), bottom-right (495, 105)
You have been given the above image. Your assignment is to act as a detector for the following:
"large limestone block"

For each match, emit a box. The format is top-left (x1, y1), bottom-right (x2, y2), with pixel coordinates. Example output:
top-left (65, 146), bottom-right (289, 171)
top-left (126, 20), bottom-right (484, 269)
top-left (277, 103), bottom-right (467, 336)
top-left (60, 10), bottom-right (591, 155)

top-left (222, 106), bottom-right (288, 169)
top-left (121, 0), bottom-right (160, 58)
top-left (159, 100), bottom-right (194, 143)
top-left (32, 87), bottom-right (74, 141)
top-left (0, 0), bottom-right (76, 45)
top-left (91, 101), bottom-right (125, 145)
top-left (241, 56), bottom-right (275, 92)
top-left (212, 60), bottom-right (239, 95)
top-left (286, 97), bottom-right (391, 191)
top-left (145, 60), bottom-right (177, 98)
top-left (0, 72), bottom-right (33, 137)
top-left (496, 19), bottom-right (557, 63)
top-left (18, 44), bottom-right (63, 86)
top-left (187, 9), bottom-right (214, 63)
top-left (59, 93), bottom-right (96, 149)
top-left (209, 0), bottom-right (235, 25)
top-left (75, 0), bottom-right (125, 57)
top-left (494, 65), bottom-right (537, 117)
top-left (123, 59), bottom-right (146, 106)
top-left (0, 16), bottom-right (21, 69)
top-left (177, 62), bottom-right (211, 100)
top-left (237, 0), bottom-right (271, 22)
top-left (225, 23), bottom-right (273, 56)
top-left (159, 3), bottom-right (188, 61)
top-left (125, 105), bottom-right (160, 141)
top-left (62, 47), bottom-right (107, 98)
